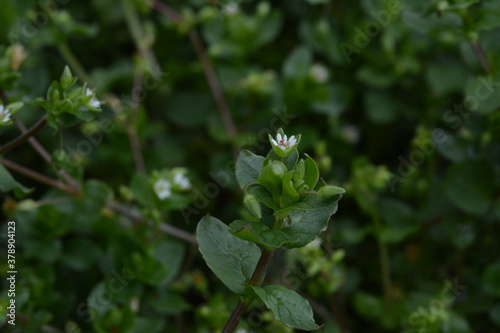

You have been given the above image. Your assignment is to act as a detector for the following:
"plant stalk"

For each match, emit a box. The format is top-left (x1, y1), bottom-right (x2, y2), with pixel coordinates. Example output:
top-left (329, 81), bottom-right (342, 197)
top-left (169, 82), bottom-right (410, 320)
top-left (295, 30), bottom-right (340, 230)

top-left (222, 248), bottom-right (274, 333)
top-left (0, 116), bottom-right (47, 155)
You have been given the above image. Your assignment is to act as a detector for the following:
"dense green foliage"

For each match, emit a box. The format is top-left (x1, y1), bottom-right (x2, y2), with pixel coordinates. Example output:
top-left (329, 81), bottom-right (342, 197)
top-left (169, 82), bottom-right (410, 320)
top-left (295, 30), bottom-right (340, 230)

top-left (1, 0), bottom-right (500, 332)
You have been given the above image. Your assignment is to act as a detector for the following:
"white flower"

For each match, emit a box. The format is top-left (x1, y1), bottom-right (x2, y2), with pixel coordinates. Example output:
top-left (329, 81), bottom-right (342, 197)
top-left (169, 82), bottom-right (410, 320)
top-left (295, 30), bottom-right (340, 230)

top-left (0, 105), bottom-right (11, 123)
top-left (154, 178), bottom-right (172, 200)
top-left (85, 88), bottom-right (101, 110)
top-left (310, 64), bottom-right (329, 83)
top-left (222, 3), bottom-right (239, 15)
top-left (270, 132), bottom-right (297, 151)
top-left (269, 128), bottom-right (301, 157)
top-left (342, 125), bottom-right (360, 144)
top-left (173, 172), bottom-right (191, 190)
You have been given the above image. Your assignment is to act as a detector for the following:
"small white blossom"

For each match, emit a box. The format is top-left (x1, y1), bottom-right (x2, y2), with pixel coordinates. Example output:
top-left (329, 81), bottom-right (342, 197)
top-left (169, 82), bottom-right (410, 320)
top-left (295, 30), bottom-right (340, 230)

top-left (222, 3), bottom-right (239, 15)
top-left (271, 132), bottom-right (297, 151)
top-left (173, 172), bottom-right (191, 190)
top-left (0, 105), bottom-right (11, 123)
top-left (310, 64), bottom-right (329, 83)
top-left (85, 88), bottom-right (101, 110)
top-left (154, 178), bottom-right (172, 200)
top-left (269, 128), bottom-right (301, 157)
top-left (342, 125), bottom-right (360, 144)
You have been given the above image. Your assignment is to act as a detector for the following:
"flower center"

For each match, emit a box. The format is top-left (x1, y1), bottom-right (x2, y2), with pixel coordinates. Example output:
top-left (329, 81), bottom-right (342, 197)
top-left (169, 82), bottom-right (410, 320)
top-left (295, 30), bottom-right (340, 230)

top-left (279, 139), bottom-right (289, 147)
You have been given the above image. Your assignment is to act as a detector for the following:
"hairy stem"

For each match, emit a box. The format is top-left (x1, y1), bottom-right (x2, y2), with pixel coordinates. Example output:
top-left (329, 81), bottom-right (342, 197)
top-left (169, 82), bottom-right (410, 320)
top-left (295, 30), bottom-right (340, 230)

top-left (0, 116), bottom-right (47, 155)
top-left (222, 249), bottom-right (274, 333)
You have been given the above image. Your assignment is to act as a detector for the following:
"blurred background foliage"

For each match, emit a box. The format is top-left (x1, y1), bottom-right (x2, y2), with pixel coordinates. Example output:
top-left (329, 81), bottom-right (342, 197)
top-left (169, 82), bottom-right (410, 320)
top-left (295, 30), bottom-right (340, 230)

top-left (0, 0), bottom-right (500, 332)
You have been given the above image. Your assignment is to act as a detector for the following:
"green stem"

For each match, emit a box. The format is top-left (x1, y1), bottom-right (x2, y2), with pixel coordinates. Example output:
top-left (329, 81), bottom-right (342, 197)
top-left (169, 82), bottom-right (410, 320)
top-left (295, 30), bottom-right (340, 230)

top-left (222, 248), bottom-right (274, 333)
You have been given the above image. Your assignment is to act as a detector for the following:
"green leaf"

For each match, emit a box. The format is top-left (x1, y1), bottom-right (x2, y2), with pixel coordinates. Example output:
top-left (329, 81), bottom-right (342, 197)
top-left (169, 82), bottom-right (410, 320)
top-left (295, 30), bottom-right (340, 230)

top-left (288, 192), bottom-right (342, 211)
top-left (230, 220), bottom-right (299, 249)
top-left (482, 262), bottom-right (500, 297)
top-left (258, 160), bottom-right (288, 201)
top-left (250, 285), bottom-right (321, 331)
top-left (283, 46), bottom-right (312, 79)
top-left (363, 91), bottom-right (398, 124)
top-left (303, 154), bottom-right (319, 190)
top-left (0, 164), bottom-right (33, 198)
top-left (254, 12), bottom-right (282, 48)
top-left (235, 149), bottom-right (265, 190)
top-left (353, 291), bottom-right (384, 319)
top-left (129, 316), bottom-right (165, 333)
top-left (425, 61), bottom-right (467, 95)
top-left (131, 173), bottom-right (155, 207)
top-left (153, 240), bottom-right (185, 285)
top-left (147, 290), bottom-right (190, 315)
top-left (247, 184), bottom-right (278, 210)
top-left (318, 185), bottom-right (345, 200)
top-left (281, 194), bottom-right (340, 248)
top-left (444, 161), bottom-right (494, 215)
top-left (280, 171), bottom-right (299, 207)
top-left (464, 76), bottom-right (500, 114)
top-left (60, 65), bottom-right (77, 90)
top-left (196, 215), bottom-right (261, 295)
top-left (311, 84), bottom-right (352, 116)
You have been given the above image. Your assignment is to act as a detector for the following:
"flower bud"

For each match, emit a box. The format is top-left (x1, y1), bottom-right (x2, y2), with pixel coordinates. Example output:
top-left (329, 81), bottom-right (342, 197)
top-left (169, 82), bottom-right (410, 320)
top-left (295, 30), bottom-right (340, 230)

top-left (60, 66), bottom-right (75, 90)
top-left (243, 194), bottom-right (262, 219)
top-left (318, 185), bottom-right (345, 200)
top-left (258, 160), bottom-right (287, 196)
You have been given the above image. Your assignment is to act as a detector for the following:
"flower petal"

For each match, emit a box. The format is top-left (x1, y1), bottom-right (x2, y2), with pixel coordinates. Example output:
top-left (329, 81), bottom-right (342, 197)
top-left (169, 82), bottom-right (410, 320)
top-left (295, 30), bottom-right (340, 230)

top-left (271, 139), bottom-right (278, 146)
top-left (277, 133), bottom-right (282, 142)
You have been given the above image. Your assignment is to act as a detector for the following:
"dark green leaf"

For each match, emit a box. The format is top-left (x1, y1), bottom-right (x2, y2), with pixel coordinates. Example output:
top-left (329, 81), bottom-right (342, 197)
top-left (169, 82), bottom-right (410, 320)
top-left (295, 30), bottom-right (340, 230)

top-left (283, 46), bottom-right (312, 79)
top-left (281, 194), bottom-right (340, 248)
top-left (444, 161), bottom-right (494, 215)
top-left (230, 220), bottom-right (299, 249)
top-left (235, 149), bottom-right (265, 190)
top-left (247, 184), bottom-right (278, 210)
top-left (303, 154), bottom-right (319, 190)
top-left (197, 215), bottom-right (261, 295)
top-left (251, 285), bottom-right (321, 331)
